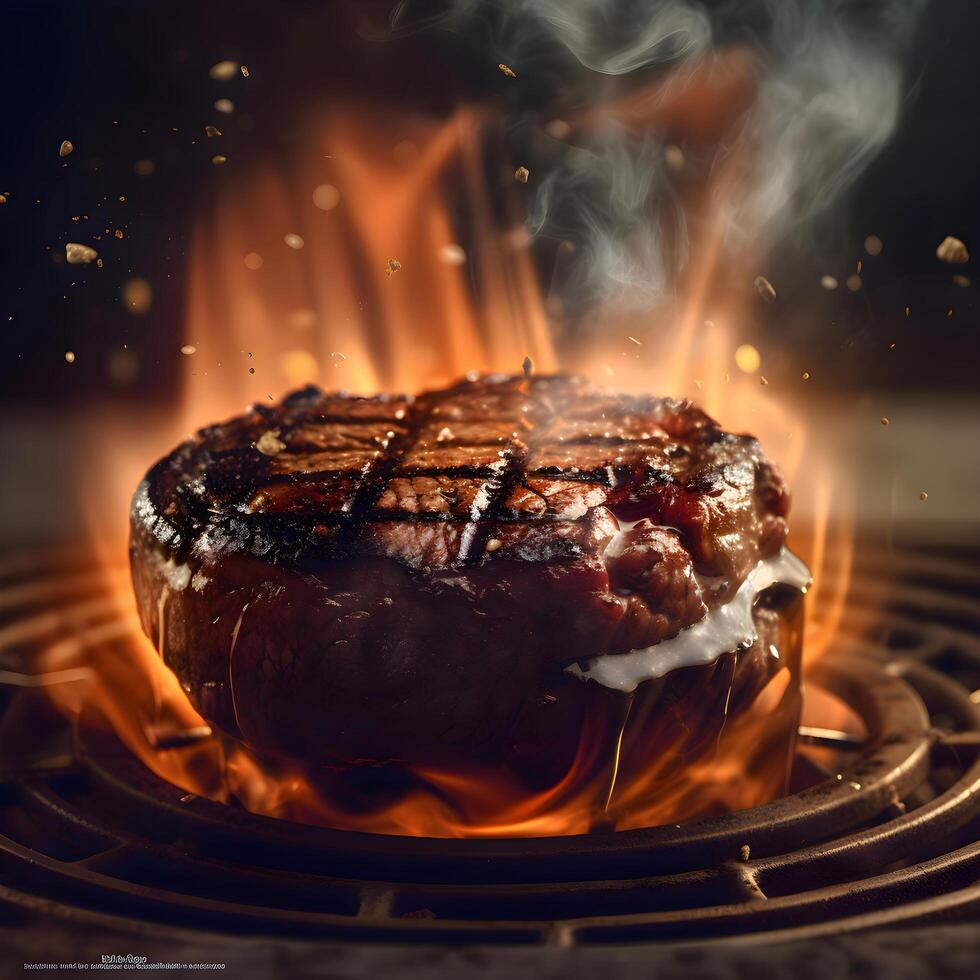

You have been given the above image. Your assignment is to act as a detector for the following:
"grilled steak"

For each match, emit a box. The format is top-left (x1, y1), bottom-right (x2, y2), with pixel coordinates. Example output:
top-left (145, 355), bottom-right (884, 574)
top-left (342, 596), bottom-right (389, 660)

top-left (130, 373), bottom-right (802, 783)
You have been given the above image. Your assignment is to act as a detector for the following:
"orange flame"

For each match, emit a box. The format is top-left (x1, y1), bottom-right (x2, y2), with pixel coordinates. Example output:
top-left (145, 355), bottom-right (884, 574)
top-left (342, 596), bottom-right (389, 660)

top-left (48, 52), bottom-right (858, 838)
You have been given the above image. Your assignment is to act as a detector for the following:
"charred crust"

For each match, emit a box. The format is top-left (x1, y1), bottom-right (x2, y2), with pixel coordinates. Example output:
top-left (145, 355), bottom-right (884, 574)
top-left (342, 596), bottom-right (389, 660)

top-left (133, 373), bottom-right (790, 583)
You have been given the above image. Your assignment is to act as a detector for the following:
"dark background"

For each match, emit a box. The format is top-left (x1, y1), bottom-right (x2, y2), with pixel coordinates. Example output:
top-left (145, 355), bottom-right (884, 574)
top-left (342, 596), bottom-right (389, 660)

top-left (0, 0), bottom-right (976, 409)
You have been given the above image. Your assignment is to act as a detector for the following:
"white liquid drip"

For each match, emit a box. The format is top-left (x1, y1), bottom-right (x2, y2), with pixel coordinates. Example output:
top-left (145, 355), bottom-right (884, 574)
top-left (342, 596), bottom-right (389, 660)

top-left (568, 547), bottom-right (811, 693)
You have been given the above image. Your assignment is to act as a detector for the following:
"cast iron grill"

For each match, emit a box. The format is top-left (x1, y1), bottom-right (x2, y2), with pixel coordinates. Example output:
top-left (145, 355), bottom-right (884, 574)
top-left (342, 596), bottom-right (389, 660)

top-left (0, 548), bottom-right (977, 946)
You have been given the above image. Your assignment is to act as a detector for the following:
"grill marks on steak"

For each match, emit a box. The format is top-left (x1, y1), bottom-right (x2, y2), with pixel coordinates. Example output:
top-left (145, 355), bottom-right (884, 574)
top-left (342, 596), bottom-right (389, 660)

top-left (138, 373), bottom-right (787, 603)
top-left (131, 374), bottom-right (795, 769)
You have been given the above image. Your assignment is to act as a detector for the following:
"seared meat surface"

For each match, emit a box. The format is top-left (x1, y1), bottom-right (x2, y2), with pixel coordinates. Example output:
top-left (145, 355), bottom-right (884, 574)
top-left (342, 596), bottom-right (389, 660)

top-left (130, 373), bottom-right (796, 773)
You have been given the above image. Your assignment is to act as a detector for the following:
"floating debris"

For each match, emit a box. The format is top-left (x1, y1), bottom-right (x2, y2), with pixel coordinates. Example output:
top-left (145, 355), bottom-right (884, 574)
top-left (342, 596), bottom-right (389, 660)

top-left (904, 306), bottom-right (910, 317)
top-left (664, 144), bottom-right (684, 172)
top-left (739, 844), bottom-right (751, 862)
top-left (65, 242), bottom-right (98, 265)
top-left (820, 275), bottom-right (838, 290)
top-left (248, 366), bottom-right (256, 375)
top-left (114, 229), bottom-right (124, 239)
top-left (627, 336), bottom-right (641, 347)
top-left (498, 63), bottom-right (516, 78)
top-left (485, 538), bottom-right (503, 552)
top-left (753, 275), bottom-right (776, 303)
top-left (864, 235), bottom-right (883, 256)
top-left (59, 140), bottom-right (73, 158)
top-left (919, 491), bottom-right (928, 502)
top-left (545, 119), bottom-right (571, 140)
top-left (330, 351), bottom-right (346, 364)
top-left (214, 98), bottom-right (235, 114)
top-left (953, 274), bottom-right (970, 288)
top-left (64, 351), bottom-right (76, 363)
top-left (243, 252), bottom-right (263, 270)
top-left (436, 426), bottom-right (454, 442)
top-left (312, 183), bottom-right (341, 211)
top-left (522, 355), bottom-right (534, 379)
top-left (180, 345), bottom-right (197, 355)
top-left (240, 65), bottom-right (250, 77)
top-left (0, 194), bottom-right (6, 205)
top-left (802, 371), bottom-right (810, 381)
top-left (759, 375), bottom-right (769, 386)
top-left (211, 154), bottom-right (227, 165)
top-left (846, 273), bottom-right (862, 292)
top-left (386, 258), bottom-right (402, 276)
top-left (734, 344), bottom-right (760, 374)
top-left (209, 60), bottom-right (239, 80)
top-left (255, 430), bottom-right (286, 457)
top-left (936, 236), bottom-right (969, 264)
top-left (880, 417), bottom-right (890, 426)
top-left (204, 125), bottom-right (222, 138)
top-left (283, 233), bottom-right (305, 250)
top-left (514, 166), bottom-right (529, 184)
top-left (438, 243), bottom-right (467, 266)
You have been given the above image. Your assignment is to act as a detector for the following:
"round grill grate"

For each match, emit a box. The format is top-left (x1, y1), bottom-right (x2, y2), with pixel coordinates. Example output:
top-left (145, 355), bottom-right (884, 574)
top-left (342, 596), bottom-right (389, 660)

top-left (0, 548), bottom-right (977, 947)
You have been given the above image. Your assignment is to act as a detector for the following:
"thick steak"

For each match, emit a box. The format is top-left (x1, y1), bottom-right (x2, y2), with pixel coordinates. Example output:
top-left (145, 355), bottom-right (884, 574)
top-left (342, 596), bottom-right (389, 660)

top-left (130, 373), bottom-right (798, 779)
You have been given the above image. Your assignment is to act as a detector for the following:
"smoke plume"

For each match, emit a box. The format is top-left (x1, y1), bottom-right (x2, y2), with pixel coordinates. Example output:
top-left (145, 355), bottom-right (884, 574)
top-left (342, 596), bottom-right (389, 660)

top-left (391, 0), bottom-right (926, 310)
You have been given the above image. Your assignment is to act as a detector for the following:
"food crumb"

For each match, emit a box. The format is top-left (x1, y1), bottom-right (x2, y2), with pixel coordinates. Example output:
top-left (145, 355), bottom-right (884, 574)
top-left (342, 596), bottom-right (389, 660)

top-left (209, 60), bottom-right (238, 80)
top-left (438, 243), bottom-right (467, 266)
top-left (754, 275), bottom-right (776, 303)
top-left (759, 375), bottom-right (769, 386)
top-left (255, 430), bottom-right (286, 456)
top-left (664, 144), bottom-right (684, 172)
top-left (522, 355), bottom-right (533, 379)
top-left (936, 236), bottom-right (969, 264)
top-left (240, 65), bottom-right (250, 77)
top-left (802, 371), bottom-right (810, 381)
top-left (880, 417), bottom-right (890, 426)
top-left (436, 426), bottom-right (454, 442)
top-left (204, 125), bottom-right (222, 138)
top-left (627, 336), bottom-right (641, 346)
top-left (739, 844), bottom-right (751, 862)
top-left (64, 351), bottom-right (76, 363)
top-left (59, 140), bottom-right (74, 158)
top-left (919, 491), bottom-right (928, 502)
top-left (498, 63), bottom-right (516, 78)
top-left (65, 242), bottom-right (98, 264)
top-left (386, 258), bottom-right (402, 275)
top-left (514, 166), bottom-right (529, 184)
top-left (485, 538), bottom-right (503, 553)
top-left (180, 345), bottom-right (196, 355)
top-left (211, 154), bottom-right (227, 165)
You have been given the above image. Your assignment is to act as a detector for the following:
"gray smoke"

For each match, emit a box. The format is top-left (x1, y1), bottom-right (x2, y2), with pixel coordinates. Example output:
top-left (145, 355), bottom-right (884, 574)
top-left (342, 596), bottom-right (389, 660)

top-left (391, 0), bottom-right (926, 309)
